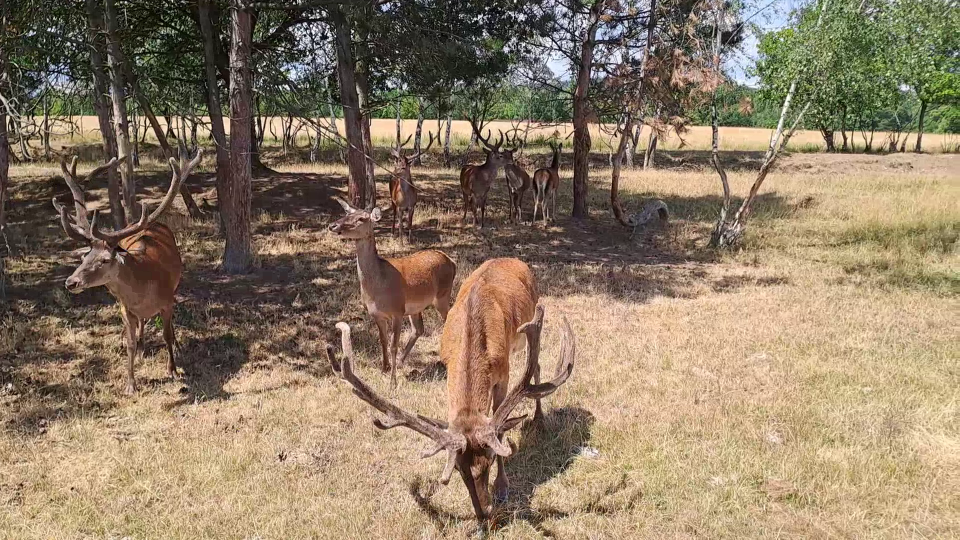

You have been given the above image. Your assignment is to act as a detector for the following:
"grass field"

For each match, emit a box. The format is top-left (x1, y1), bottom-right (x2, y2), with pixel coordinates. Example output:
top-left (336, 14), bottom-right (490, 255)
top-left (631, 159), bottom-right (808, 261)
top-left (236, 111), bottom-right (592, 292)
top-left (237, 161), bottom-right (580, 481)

top-left (1, 145), bottom-right (958, 538)
top-left (38, 116), bottom-right (960, 153)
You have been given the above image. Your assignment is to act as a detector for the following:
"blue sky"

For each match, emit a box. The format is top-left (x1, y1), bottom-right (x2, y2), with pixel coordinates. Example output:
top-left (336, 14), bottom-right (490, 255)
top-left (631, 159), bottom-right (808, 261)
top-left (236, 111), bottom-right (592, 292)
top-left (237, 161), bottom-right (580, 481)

top-left (546, 0), bottom-right (798, 87)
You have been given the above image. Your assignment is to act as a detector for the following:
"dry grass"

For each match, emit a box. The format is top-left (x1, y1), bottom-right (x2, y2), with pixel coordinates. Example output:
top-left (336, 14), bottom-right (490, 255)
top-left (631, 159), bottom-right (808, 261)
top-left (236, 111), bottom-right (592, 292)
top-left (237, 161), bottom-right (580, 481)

top-left (43, 116), bottom-right (960, 153)
top-left (0, 146), bottom-right (957, 538)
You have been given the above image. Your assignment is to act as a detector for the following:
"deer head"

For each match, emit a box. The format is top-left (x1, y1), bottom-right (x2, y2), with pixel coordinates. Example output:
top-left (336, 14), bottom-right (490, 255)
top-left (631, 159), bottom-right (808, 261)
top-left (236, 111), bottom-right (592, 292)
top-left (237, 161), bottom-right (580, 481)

top-left (53, 147), bottom-right (202, 293)
top-left (391, 131), bottom-right (437, 172)
top-left (328, 304), bottom-right (576, 522)
top-left (328, 197), bottom-right (383, 239)
top-left (468, 119), bottom-right (507, 168)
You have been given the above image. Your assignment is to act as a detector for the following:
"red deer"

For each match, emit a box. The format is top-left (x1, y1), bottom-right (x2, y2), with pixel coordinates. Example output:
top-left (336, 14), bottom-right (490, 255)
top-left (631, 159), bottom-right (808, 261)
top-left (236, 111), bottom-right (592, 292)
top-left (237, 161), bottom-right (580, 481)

top-left (329, 197), bottom-right (456, 387)
top-left (532, 142), bottom-right (562, 225)
top-left (501, 138), bottom-right (531, 224)
top-left (52, 149), bottom-right (202, 394)
top-left (389, 131), bottom-right (436, 242)
top-left (460, 122), bottom-right (506, 228)
top-left (328, 258), bottom-right (576, 523)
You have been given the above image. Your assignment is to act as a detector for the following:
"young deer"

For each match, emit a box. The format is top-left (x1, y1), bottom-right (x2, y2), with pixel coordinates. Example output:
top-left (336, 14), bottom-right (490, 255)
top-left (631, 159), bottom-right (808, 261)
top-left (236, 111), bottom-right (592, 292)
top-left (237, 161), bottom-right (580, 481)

top-left (53, 148), bottom-right (202, 395)
top-left (329, 197), bottom-right (457, 387)
top-left (460, 122), bottom-right (506, 228)
top-left (329, 258), bottom-right (576, 523)
top-left (390, 131), bottom-right (436, 242)
top-left (502, 137), bottom-right (531, 224)
top-left (532, 142), bottom-right (562, 225)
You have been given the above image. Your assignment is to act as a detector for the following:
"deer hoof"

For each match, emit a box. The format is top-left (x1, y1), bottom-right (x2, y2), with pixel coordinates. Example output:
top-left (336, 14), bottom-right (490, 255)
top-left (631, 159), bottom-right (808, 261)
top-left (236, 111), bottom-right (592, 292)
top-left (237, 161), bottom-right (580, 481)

top-left (123, 383), bottom-right (137, 396)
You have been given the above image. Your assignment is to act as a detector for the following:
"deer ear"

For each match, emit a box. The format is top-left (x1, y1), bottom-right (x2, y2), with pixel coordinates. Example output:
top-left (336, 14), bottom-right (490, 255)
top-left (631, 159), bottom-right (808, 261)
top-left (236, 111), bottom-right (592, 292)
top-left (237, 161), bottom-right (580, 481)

top-left (113, 245), bottom-right (129, 264)
top-left (370, 207), bottom-right (383, 222)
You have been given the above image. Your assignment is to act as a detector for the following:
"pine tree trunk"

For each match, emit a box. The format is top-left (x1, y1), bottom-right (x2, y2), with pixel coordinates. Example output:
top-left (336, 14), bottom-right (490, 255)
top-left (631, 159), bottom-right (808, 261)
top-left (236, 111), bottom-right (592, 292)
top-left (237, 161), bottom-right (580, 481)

top-left (914, 99), bottom-right (926, 153)
top-left (103, 0), bottom-right (137, 224)
top-left (644, 132), bottom-right (658, 169)
top-left (198, 0), bottom-right (230, 228)
top-left (571, 1), bottom-right (603, 219)
top-left (221, 0), bottom-right (254, 273)
top-left (84, 0), bottom-right (123, 229)
top-left (356, 68), bottom-right (376, 206)
top-left (331, 6), bottom-right (370, 207)
top-left (443, 114), bottom-right (452, 168)
top-left (412, 98), bottom-right (424, 165)
top-left (0, 0), bottom-right (9, 268)
top-left (821, 129), bottom-right (835, 152)
top-left (42, 92), bottom-right (50, 159)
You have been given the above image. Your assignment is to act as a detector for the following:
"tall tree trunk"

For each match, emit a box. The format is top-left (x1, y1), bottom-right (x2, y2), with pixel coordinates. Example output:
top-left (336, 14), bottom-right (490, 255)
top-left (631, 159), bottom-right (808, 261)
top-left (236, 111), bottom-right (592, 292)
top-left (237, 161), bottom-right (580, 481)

top-left (644, 132), bottom-right (658, 169)
top-left (820, 128), bottom-right (835, 152)
top-left (914, 99), bottom-right (927, 153)
top-left (221, 0), bottom-right (254, 273)
top-left (131, 101), bottom-right (140, 167)
top-left (443, 114), bottom-right (452, 168)
top-left (41, 90), bottom-right (50, 159)
top-left (412, 97), bottom-right (424, 165)
top-left (395, 95), bottom-right (402, 147)
top-left (356, 66), bottom-right (376, 205)
top-left (198, 1), bottom-right (230, 226)
top-left (85, 0), bottom-right (123, 229)
top-left (0, 0), bottom-right (10, 274)
top-left (103, 0), bottom-right (137, 224)
top-left (324, 79), bottom-right (343, 163)
top-left (571, 0), bottom-right (603, 219)
top-left (331, 6), bottom-right (369, 207)
top-left (610, 114), bottom-right (633, 226)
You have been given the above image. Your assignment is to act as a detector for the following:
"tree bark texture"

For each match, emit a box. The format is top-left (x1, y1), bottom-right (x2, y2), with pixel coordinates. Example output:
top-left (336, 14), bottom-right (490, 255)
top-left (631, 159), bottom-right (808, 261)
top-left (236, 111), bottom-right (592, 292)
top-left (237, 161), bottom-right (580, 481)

top-left (222, 0), bottom-right (254, 273)
top-left (571, 1), bottom-right (603, 219)
top-left (412, 98), bottom-right (424, 165)
top-left (103, 0), bottom-right (137, 224)
top-left (914, 99), bottom-right (926, 153)
top-left (331, 6), bottom-right (369, 207)
top-left (198, 0), bottom-right (231, 230)
top-left (84, 0), bottom-right (123, 229)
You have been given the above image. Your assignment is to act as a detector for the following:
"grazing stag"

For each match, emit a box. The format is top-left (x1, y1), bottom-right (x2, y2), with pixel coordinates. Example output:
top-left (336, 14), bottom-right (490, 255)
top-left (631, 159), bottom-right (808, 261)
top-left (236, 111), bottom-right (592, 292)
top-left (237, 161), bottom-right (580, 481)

top-left (329, 197), bottom-right (456, 387)
top-left (389, 131), bottom-right (436, 242)
top-left (501, 137), bottom-right (531, 224)
top-left (53, 149), bottom-right (202, 395)
top-left (532, 142), bottom-right (562, 225)
top-left (329, 258), bottom-right (576, 523)
top-left (460, 122), bottom-right (506, 228)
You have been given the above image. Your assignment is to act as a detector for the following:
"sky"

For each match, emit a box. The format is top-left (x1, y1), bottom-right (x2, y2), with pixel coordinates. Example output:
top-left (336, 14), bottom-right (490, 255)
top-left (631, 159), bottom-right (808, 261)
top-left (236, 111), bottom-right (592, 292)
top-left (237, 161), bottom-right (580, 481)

top-left (546, 0), bottom-right (798, 88)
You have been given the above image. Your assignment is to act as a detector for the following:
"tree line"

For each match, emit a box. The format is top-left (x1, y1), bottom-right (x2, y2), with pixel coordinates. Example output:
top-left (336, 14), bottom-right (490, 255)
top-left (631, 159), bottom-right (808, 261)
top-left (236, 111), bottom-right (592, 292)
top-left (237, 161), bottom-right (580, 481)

top-left (0, 0), bottom-right (956, 276)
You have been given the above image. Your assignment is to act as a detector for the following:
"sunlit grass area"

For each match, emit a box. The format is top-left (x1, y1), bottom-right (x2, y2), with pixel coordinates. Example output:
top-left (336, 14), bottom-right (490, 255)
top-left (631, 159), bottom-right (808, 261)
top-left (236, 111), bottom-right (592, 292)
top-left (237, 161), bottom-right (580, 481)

top-left (0, 147), bottom-right (957, 538)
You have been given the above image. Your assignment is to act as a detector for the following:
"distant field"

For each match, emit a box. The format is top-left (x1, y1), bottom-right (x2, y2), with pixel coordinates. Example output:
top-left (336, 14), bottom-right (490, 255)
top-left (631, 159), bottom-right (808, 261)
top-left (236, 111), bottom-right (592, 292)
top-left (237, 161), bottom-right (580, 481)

top-left (39, 116), bottom-right (960, 153)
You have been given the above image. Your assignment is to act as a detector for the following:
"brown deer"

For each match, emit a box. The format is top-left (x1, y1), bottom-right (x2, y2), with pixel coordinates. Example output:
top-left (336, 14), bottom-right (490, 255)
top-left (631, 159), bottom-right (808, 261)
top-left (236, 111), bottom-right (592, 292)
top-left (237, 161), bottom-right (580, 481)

top-left (52, 148), bottom-right (202, 395)
top-left (389, 131), bottom-right (436, 242)
top-left (460, 122), bottom-right (506, 228)
top-left (532, 142), bottom-right (562, 225)
top-left (328, 258), bottom-right (576, 523)
top-left (501, 136), bottom-right (531, 224)
top-left (328, 197), bottom-right (457, 387)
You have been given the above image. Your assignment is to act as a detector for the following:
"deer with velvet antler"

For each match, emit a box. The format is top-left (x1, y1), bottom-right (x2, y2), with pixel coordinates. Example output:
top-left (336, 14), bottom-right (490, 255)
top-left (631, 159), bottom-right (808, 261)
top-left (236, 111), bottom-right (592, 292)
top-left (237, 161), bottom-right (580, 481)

top-left (327, 257), bottom-right (576, 523)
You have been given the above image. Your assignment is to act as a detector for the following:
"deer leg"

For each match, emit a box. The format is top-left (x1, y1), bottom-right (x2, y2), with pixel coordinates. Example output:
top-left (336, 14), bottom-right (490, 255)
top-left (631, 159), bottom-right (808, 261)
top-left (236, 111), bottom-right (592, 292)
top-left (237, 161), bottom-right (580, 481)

top-left (433, 292), bottom-right (450, 324)
top-left (398, 313), bottom-right (424, 366)
top-left (407, 206), bottom-right (414, 242)
top-left (160, 306), bottom-right (180, 379)
top-left (532, 194), bottom-right (540, 225)
top-left (136, 318), bottom-right (146, 358)
top-left (397, 208), bottom-right (405, 243)
top-left (390, 317), bottom-right (402, 387)
top-left (120, 306), bottom-right (139, 395)
top-left (392, 203), bottom-right (399, 236)
top-left (375, 317), bottom-right (391, 374)
top-left (491, 381), bottom-right (510, 503)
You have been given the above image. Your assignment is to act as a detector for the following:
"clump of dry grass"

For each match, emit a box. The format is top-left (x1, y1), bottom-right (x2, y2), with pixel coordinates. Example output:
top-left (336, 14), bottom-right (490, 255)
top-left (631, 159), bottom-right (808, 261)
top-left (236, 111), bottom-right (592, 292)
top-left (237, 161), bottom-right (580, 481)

top-left (0, 150), bottom-right (956, 538)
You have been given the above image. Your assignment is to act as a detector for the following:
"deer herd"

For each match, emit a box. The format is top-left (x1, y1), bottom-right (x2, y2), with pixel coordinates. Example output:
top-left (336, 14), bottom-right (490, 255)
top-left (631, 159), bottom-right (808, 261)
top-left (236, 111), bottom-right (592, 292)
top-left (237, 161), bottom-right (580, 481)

top-left (50, 127), bottom-right (574, 525)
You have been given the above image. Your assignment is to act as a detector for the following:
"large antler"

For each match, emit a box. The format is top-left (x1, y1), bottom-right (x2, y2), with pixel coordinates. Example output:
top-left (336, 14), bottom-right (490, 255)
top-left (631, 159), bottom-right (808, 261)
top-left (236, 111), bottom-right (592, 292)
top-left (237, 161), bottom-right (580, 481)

top-left (405, 131), bottom-right (437, 163)
top-left (91, 145), bottom-right (203, 244)
top-left (468, 117), bottom-right (504, 153)
top-left (330, 322), bottom-right (466, 484)
top-left (391, 133), bottom-right (414, 159)
top-left (52, 156), bottom-right (124, 242)
top-left (479, 305), bottom-right (576, 456)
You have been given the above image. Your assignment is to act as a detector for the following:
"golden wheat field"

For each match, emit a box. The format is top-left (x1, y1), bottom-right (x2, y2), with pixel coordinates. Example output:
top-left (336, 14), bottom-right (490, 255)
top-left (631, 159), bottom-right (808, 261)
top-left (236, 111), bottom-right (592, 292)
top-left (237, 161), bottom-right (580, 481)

top-left (0, 143), bottom-right (958, 538)
top-left (41, 116), bottom-right (960, 153)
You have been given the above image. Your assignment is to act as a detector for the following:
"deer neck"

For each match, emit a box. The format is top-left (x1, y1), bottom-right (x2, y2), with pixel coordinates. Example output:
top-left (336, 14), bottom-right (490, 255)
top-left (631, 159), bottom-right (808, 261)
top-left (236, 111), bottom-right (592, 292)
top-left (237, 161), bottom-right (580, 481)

top-left (479, 157), bottom-right (501, 179)
top-left (550, 149), bottom-right (560, 171)
top-left (105, 255), bottom-right (146, 307)
top-left (353, 235), bottom-right (386, 285)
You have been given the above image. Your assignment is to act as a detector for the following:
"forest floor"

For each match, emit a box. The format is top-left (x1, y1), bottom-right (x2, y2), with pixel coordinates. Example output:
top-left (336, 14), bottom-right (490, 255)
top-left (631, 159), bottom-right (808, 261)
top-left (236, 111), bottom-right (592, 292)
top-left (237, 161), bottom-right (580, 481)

top-left (0, 148), bottom-right (957, 538)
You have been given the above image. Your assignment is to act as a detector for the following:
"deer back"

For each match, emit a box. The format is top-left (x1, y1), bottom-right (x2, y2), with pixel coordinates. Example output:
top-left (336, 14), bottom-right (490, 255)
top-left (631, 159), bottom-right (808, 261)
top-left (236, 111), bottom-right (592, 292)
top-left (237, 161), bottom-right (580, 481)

top-left (440, 258), bottom-right (538, 431)
top-left (109, 223), bottom-right (183, 317)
